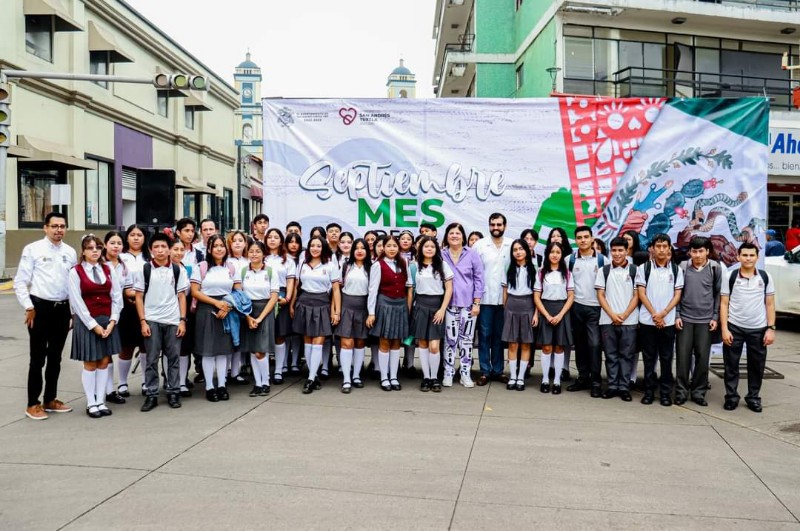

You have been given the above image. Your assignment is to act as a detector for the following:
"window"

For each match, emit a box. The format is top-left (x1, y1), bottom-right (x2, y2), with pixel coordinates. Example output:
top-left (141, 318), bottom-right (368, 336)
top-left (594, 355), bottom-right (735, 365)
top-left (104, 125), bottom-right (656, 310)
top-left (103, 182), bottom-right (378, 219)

top-left (223, 188), bottom-right (234, 230)
top-left (399, 89), bottom-right (408, 98)
top-left (515, 63), bottom-right (524, 91)
top-left (183, 193), bottom-right (198, 220)
top-left (90, 51), bottom-right (109, 88)
top-left (85, 158), bottom-right (114, 226)
top-left (157, 92), bottom-right (169, 117)
top-left (185, 106), bottom-right (195, 130)
top-left (18, 166), bottom-right (68, 227)
top-left (565, 37), bottom-right (594, 79)
top-left (515, 0), bottom-right (523, 10)
top-left (25, 16), bottom-right (53, 62)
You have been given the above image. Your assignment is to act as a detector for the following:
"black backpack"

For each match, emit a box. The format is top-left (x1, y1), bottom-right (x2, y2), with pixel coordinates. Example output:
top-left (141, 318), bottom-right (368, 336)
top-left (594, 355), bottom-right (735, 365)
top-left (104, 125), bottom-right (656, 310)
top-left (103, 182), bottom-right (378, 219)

top-left (601, 263), bottom-right (638, 285)
top-left (143, 263), bottom-right (181, 297)
top-left (643, 260), bottom-right (680, 288)
top-left (727, 268), bottom-right (769, 297)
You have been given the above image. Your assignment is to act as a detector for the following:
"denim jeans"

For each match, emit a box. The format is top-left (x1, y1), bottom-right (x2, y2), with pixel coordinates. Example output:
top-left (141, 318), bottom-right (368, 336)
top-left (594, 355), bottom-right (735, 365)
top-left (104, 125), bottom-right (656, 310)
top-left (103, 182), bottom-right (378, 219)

top-left (477, 304), bottom-right (505, 376)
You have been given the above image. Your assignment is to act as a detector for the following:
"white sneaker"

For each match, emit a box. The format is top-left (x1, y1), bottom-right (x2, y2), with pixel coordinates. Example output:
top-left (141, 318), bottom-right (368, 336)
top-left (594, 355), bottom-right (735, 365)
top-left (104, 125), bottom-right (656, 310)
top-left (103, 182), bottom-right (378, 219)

top-left (442, 374), bottom-right (453, 387)
top-left (460, 372), bottom-right (475, 388)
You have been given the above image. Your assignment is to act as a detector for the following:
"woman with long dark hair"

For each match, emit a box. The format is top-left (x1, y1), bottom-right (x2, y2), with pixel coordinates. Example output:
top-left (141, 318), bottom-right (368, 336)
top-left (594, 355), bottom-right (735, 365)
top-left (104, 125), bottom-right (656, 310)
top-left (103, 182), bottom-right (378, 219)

top-left (547, 227), bottom-right (573, 256)
top-left (284, 232), bottom-right (304, 374)
top-left (118, 224), bottom-right (150, 398)
top-left (265, 228), bottom-right (296, 384)
top-left (101, 230), bottom-right (132, 404)
top-left (335, 238), bottom-right (372, 392)
top-left (502, 239), bottom-right (538, 391)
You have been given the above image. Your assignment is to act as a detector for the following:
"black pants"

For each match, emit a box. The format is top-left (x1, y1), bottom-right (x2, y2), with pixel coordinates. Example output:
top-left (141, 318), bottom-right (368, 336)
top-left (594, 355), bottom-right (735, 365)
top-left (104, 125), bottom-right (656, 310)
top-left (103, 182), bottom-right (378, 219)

top-left (723, 324), bottom-right (768, 403)
top-left (27, 297), bottom-right (71, 407)
top-left (640, 325), bottom-right (676, 398)
top-left (571, 303), bottom-right (602, 385)
top-left (675, 322), bottom-right (712, 401)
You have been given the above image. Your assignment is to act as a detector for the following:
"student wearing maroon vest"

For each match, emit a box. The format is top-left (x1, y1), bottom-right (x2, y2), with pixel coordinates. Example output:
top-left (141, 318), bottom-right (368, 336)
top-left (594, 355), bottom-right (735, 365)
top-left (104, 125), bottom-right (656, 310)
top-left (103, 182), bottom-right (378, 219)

top-left (68, 235), bottom-right (123, 418)
top-left (367, 235), bottom-right (413, 391)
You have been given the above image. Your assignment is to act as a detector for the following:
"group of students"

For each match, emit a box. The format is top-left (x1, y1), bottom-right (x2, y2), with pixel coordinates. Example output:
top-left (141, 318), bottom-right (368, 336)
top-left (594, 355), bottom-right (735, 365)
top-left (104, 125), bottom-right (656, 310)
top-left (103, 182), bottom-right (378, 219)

top-left (15, 210), bottom-right (776, 421)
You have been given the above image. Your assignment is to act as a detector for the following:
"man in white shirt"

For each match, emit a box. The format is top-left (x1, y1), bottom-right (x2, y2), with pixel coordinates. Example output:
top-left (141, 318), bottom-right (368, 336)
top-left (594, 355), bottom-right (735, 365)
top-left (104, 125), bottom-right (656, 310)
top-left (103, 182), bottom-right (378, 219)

top-left (636, 234), bottom-right (684, 407)
top-left (196, 218), bottom-right (217, 255)
top-left (720, 242), bottom-right (776, 413)
top-left (13, 212), bottom-right (78, 420)
top-left (473, 213), bottom-right (513, 385)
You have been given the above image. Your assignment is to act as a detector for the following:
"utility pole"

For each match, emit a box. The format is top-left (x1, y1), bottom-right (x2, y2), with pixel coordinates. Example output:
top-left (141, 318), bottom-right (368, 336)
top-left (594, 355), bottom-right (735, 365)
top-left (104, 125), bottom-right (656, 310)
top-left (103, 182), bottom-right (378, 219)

top-left (0, 70), bottom-right (208, 277)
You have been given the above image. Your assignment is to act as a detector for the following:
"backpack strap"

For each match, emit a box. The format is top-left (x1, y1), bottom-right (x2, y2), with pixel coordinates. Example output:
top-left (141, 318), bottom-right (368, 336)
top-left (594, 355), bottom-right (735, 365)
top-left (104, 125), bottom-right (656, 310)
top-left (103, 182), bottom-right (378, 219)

top-left (727, 268), bottom-right (738, 295)
top-left (568, 252), bottom-right (576, 272)
top-left (628, 264), bottom-right (637, 285)
top-left (758, 269), bottom-right (769, 295)
top-left (171, 264), bottom-right (180, 294)
top-left (602, 264), bottom-right (612, 284)
top-left (644, 261), bottom-right (652, 284)
top-left (727, 268), bottom-right (768, 296)
top-left (671, 262), bottom-right (679, 288)
top-left (199, 261), bottom-right (208, 281)
top-left (195, 249), bottom-right (204, 264)
top-left (143, 262), bottom-right (152, 295)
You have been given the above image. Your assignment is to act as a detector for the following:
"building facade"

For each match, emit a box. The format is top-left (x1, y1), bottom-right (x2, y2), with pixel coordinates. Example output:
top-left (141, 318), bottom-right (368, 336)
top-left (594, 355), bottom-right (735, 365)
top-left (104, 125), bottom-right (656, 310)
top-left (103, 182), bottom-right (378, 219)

top-left (233, 51), bottom-right (263, 227)
top-left (432, 0), bottom-right (800, 236)
top-left (0, 0), bottom-right (240, 275)
top-left (387, 59), bottom-right (417, 98)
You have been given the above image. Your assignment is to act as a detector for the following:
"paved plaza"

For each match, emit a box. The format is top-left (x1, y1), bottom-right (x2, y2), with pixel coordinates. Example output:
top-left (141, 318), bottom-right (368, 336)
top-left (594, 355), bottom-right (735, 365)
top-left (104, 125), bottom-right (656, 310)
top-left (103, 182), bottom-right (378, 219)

top-left (0, 294), bottom-right (798, 530)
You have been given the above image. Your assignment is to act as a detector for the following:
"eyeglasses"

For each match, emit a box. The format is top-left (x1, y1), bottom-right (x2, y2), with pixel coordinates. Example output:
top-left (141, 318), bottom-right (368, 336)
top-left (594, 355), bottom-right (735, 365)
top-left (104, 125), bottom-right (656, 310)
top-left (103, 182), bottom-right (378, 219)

top-left (48, 224), bottom-right (66, 230)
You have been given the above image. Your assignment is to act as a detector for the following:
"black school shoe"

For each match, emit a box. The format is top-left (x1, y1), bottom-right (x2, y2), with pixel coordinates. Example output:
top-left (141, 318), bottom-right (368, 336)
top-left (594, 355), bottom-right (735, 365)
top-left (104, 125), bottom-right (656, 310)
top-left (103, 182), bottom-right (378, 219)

top-left (302, 380), bottom-right (314, 394)
top-left (217, 387), bottom-right (230, 401)
top-left (420, 379), bottom-right (431, 392)
top-left (167, 394), bottom-right (181, 409)
top-left (206, 389), bottom-right (219, 402)
top-left (106, 392), bottom-right (126, 404)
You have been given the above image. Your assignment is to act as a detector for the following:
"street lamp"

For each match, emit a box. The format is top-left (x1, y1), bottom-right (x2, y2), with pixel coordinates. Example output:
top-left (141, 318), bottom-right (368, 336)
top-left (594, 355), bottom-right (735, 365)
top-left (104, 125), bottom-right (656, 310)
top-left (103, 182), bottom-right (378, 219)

top-left (546, 66), bottom-right (561, 93)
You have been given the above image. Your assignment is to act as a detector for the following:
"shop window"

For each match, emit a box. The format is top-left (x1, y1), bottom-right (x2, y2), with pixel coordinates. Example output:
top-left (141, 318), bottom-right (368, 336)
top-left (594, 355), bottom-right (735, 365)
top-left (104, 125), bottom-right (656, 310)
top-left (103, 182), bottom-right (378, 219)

top-left (19, 166), bottom-right (68, 227)
top-left (25, 16), bottom-right (53, 62)
top-left (90, 51), bottom-right (110, 88)
top-left (86, 158), bottom-right (114, 226)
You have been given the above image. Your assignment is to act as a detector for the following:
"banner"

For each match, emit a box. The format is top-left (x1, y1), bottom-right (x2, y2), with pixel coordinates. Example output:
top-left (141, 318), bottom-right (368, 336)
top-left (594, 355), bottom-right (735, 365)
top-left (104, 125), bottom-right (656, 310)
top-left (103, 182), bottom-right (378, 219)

top-left (262, 97), bottom-right (768, 265)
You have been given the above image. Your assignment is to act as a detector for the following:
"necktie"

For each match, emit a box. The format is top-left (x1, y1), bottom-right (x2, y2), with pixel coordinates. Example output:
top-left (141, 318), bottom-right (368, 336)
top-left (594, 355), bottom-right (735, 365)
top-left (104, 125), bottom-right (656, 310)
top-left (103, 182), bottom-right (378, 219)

top-left (92, 266), bottom-right (101, 284)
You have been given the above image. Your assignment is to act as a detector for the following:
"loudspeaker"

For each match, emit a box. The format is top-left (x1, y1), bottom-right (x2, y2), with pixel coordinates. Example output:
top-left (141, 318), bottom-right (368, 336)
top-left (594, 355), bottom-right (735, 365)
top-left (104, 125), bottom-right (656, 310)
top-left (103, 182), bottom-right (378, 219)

top-left (136, 169), bottom-right (176, 226)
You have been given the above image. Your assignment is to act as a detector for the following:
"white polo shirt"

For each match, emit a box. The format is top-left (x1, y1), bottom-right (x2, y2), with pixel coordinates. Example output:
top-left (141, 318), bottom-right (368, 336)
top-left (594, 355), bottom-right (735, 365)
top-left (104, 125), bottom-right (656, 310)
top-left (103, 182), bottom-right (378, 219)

top-left (266, 254), bottom-right (297, 290)
top-left (571, 251), bottom-right (603, 306)
top-left (595, 265), bottom-right (639, 326)
top-left (133, 262), bottom-right (190, 326)
top-left (534, 270), bottom-right (574, 301)
top-left (721, 268), bottom-right (774, 329)
top-left (636, 261), bottom-right (684, 326)
top-left (298, 260), bottom-right (341, 294)
top-left (241, 266), bottom-right (280, 301)
top-left (415, 262), bottom-right (454, 296)
top-left (503, 265), bottom-right (535, 297)
top-left (473, 236), bottom-right (513, 305)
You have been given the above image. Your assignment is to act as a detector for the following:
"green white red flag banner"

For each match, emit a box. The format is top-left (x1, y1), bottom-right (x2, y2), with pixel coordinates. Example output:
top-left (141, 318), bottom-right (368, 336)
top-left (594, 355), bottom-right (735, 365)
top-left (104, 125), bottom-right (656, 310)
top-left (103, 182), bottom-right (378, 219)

top-left (262, 97), bottom-right (768, 264)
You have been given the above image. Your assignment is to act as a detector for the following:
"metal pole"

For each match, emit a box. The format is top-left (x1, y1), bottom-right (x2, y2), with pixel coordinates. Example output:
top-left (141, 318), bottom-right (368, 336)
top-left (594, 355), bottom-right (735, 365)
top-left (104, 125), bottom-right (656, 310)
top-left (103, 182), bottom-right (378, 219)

top-left (2, 70), bottom-right (154, 85)
top-left (0, 71), bottom-right (8, 278)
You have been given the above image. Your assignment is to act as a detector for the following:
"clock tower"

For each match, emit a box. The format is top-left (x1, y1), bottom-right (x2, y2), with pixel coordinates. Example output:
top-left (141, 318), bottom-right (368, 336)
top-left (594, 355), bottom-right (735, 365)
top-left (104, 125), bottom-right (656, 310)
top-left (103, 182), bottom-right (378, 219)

top-left (234, 51), bottom-right (263, 153)
top-left (386, 59), bottom-right (417, 99)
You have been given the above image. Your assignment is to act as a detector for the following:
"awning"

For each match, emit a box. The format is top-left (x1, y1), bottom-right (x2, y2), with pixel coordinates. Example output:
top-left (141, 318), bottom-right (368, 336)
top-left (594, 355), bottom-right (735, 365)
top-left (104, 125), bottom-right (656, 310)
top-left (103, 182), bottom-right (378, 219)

top-left (8, 135), bottom-right (96, 170)
top-left (88, 21), bottom-right (133, 63)
top-left (250, 184), bottom-right (264, 200)
top-left (176, 175), bottom-right (216, 195)
top-left (182, 90), bottom-right (212, 111)
top-left (23, 0), bottom-right (83, 32)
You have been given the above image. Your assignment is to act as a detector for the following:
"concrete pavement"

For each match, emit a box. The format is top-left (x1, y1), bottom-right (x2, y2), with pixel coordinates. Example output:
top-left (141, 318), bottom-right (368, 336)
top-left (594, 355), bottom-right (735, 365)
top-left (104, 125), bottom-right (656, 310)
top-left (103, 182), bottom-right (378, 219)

top-left (0, 293), bottom-right (798, 530)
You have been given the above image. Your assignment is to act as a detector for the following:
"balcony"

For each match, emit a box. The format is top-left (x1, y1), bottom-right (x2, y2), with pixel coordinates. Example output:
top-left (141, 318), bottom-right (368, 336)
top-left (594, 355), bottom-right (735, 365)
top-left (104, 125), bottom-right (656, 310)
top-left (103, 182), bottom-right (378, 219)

top-left (692, 0), bottom-right (799, 10)
top-left (564, 66), bottom-right (795, 108)
top-left (435, 33), bottom-right (476, 97)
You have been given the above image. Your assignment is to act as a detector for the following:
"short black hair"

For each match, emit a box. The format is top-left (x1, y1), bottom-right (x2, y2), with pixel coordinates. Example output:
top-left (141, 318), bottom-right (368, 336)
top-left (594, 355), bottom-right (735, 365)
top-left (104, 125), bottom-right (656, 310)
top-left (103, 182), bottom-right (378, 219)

top-left (610, 236), bottom-right (628, 250)
top-left (149, 233), bottom-right (173, 249)
top-left (44, 212), bottom-right (66, 225)
top-left (520, 228), bottom-right (538, 242)
top-left (253, 213), bottom-right (269, 224)
top-left (420, 222), bottom-right (436, 232)
top-left (176, 217), bottom-right (196, 231)
top-left (326, 222), bottom-right (342, 231)
top-left (489, 212), bottom-right (507, 225)
top-left (689, 236), bottom-right (711, 251)
top-left (286, 221), bottom-right (301, 231)
top-left (574, 225), bottom-right (592, 237)
top-left (738, 242), bottom-right (759, 255)
top-left (651, 233), bottom-right (672, 246)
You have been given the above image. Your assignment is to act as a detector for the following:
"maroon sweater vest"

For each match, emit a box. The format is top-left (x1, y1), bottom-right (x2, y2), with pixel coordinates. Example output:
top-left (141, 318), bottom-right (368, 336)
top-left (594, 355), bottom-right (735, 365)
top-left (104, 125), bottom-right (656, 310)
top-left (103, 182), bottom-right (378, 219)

top-left (75, 263), bottom-right (112, 317)
top-left (378, 260), bottom-right (407, 299)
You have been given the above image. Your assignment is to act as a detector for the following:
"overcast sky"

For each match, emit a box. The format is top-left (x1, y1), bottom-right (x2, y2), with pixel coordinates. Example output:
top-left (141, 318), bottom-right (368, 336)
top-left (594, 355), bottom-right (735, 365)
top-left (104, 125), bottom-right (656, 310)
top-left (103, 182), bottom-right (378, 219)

top-left (124, 0), bottom-right (437, 98)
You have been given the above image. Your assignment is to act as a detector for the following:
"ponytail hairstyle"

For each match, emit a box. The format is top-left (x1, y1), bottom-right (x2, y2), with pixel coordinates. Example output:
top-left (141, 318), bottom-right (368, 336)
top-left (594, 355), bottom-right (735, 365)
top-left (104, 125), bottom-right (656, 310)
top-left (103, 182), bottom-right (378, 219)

top-left (506, 238), bottom-right (536, 291)
top-left (417, 236), bottom-right (445, 282)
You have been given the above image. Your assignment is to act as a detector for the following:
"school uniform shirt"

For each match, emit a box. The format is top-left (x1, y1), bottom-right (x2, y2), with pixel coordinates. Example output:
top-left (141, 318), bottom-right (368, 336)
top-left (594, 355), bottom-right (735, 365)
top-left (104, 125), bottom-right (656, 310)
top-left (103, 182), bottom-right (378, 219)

top-left (14, 237), bottom-right (78, 308)
top-left (226, 256), bottom-right (250, 275)
top-left (68, 262), bottom-right (124, 330)
top-left (190, 264), bottom-right (236, 297)
top-left (133, 262), bottom-right (190, 326)
top-left (241, 266), bottom-right (280, 301)
top-left (120, 252), bottom-right (147, 277)
top-left (571, 252), bottom-right (602, 306)
top-left (636, 261), bottom-right (684, 327)
top-left (265, 254), bottom-right (297, 290)
top-left (182, 245), bottom-right (200, 268)
top-left (109, 260), bottom-right (133, 290)
top-left (341, 263), bottom-right (370, 296)
top-left (502, 266), bottom-right (535, 297)
top-left (473, 236), bottom-right (513, 305)
top-left (721, 269), bottom-right (774, 329)
top-left (534, 270), bottom-right (574, 301)
top-left (298, 260), bottom-right (341, 294)
top-left (595, 264), bottom-right (639, 326)
top-left (368, 258), bottom-right (413, 314)
top-left (415, 262), bottom-right (454, 296)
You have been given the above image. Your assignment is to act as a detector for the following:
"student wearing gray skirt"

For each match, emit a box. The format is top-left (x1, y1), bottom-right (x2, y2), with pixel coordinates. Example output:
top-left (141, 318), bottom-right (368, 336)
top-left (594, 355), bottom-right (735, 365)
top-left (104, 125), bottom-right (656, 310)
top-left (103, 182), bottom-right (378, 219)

top-left (68, 235), bottom-right (123, 418)
top-left (335, 238), bottom-right (371, 393)
top-left (411, 236), bottom-right (453, 392)
top-left (501, 239), bottom-right (539, 391)
top-left (265, 228), bottom-right (297, 383)
top-left (367, 235), bottom-right (413, 392)
top-left (240, 240), bottom-right (279, 397)
top-left (291, 236), bottom-right (342, 394)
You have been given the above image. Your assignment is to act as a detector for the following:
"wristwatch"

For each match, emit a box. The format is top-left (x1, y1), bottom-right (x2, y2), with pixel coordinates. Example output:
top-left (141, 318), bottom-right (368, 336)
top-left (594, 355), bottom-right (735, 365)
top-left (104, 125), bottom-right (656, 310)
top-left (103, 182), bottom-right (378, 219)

top-left (179, 317), bottom-right (187, 322)
top-left (767, 325), bottom-right (776, 330)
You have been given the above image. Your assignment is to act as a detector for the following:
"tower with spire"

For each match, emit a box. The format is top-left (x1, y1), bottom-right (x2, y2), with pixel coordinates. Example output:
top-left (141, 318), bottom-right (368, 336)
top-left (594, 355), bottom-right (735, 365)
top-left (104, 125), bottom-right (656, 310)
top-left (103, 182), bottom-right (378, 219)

top-left (386, 59), bottom-right (417, 99)
top-left (234, 51), bottom-right (263, 149)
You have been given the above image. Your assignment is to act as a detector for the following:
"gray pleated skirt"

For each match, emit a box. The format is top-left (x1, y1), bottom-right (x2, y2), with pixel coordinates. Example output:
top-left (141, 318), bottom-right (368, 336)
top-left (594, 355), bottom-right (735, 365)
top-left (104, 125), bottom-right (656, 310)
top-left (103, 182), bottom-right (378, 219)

top-left (71, 315), bottom-right (122, 361)
top-left (194, 297), bottom-right (235, 356)
top-left (336, 294), bottom-right (369, 339)
top-left (240, 299), bottom-right (276, 353)
top-left (274, 288), bottom-right (293, 337)
top-left (411, 294), bottom-right (445, 341)
top-left (501, 294), bottom-right (536, 343)
top-left (293, 291), bottom-right (332, 338)
top-left (370, 294), bottom-right (409, 340)
top-left (537, 298), bottom-right (573, 347)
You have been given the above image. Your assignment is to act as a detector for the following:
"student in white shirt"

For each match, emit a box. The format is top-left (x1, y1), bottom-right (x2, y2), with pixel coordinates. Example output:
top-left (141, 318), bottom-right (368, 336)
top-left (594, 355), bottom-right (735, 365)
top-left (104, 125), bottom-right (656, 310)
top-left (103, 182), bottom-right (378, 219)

top-left (291, 236), bottom-right (342, 394)
top-left (720, 242), bottom-right (776, 413)
top-left (595, 237), bottom-right (639, 402)
top-left (534, 241), bottom-right (575, 395)
top-left (501, 240), bottom-right (539, 391)
top-left (284, 232), bottom-right (305, 374)
top-left (14, 212), bottom-right (78, 420)
top-left (101, 230), bottom-right (133, 406)
top-left (239, 240), bottom-right (279, 397)
top-left (411, 236), bottom-right (454, 393)
top-left (135, 233), bottom-right (189, 412)
top-left (169, 237), bottom-right (195, 397)
top-left (118, 224), bottom-right (150, 398)
top-left (266, 228), bottom-right (297, 383)
top-left (191, 234), bottom-right (240, 403)
top-left (335, 238), bottom-right (372, 393)
top-left (636, 233), bottom-right (684, 406)
top-left (68, 234), bottom-right (122, 418)
top-left (225, 230), bottom-right (251, 385)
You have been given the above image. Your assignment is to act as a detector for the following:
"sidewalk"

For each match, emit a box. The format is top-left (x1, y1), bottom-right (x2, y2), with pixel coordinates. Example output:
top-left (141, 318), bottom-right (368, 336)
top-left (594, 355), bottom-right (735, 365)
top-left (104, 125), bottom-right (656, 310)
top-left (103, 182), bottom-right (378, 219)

top-left (0, 294), bottom-right (798, 529)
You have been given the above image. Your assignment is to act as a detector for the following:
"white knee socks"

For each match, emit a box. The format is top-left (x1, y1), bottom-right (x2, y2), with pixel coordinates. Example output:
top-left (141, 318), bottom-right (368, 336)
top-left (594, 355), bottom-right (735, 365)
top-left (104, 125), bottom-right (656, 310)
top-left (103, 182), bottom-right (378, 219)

top-left (106, 362), bottom-right (115, 395)
top-left (353, 348), bottom-right (365, 380)
top-left (202, 357), bottom-right (216, 390)
top-left (389, 349), bottom-right (400, 381)
top-left (250, 354), bottom-right (263, 386)
top-left (339, 348), bottom-right (353, 384)
top-left (429, 350), bottom-right (441, 380)
top-left (95, 368), bottom-right (109, 406)
top-left (82, 369), bottom-right (97, 407)
top-left (117, 358), bottom-right (132, 387)
top-left (554, 353), bottom-right (565, 385)
top-left (308, 344), bottom-right (323, 380)
top-left (179, 356), bottom-right (189, 388)
top-left (231, 352), bottom-right (242, 377)
top-left (256, 356), bottom-right (270, 386)
top-left (274, 343), bottom-right (287, 376)
top-left (518, 360), bottom-right (529, 382)
top-left (540, 354), bottom-right (552, 384)
top-left (378, 351), bottom-right (390, 381)
top-left (216, 355), bottom-right (228, 388)
top-left (509, 359), bottom-right (518, 382)
top-left (418, 347), bottom-right (431, 379)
